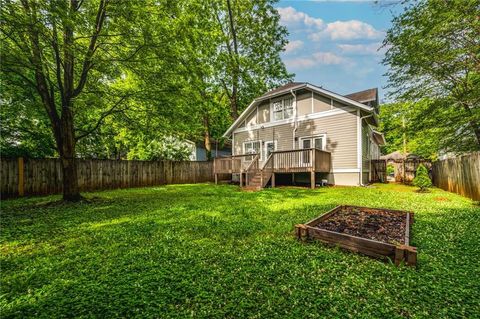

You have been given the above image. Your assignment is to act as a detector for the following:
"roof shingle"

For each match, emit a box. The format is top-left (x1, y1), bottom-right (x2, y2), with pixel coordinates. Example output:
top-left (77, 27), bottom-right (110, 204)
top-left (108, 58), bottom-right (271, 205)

top-left (344, 88), bottom-right (378, 103)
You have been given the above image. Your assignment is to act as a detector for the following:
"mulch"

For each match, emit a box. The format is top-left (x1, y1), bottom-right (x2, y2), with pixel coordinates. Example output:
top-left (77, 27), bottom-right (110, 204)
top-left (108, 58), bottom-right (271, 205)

top-left (314, 206), bottom-right (406, 245)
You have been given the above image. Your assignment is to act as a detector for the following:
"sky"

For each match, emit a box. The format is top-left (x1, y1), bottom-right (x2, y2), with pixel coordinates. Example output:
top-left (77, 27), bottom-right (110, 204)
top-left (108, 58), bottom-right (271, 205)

top-left (276, 0), bottom-right (401, 101)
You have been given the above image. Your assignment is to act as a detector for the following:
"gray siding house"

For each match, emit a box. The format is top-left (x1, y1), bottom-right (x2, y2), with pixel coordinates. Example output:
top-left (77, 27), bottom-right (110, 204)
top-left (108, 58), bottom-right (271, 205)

top-left (214, 82), bottom-right (385, 188)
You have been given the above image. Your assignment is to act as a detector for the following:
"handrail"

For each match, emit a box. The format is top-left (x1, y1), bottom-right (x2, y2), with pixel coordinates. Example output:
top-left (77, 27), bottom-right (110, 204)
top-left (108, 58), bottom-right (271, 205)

top-left (244, 154), bottom-right (259, 172)
top-left (245, 154), bottom-right (259, 185)
top-left (260, 154), bottom-right (274, 187)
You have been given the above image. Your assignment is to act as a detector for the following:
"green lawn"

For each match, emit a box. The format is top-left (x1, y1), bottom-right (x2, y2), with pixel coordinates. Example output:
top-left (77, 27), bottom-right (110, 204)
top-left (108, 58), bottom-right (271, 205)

top-left (1, 184), bottom-right (479, 318)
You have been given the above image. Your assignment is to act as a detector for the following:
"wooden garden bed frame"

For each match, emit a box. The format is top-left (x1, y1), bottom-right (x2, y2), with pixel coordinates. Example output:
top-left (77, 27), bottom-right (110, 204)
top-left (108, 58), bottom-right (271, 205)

top-left (295, 205), bottom-right (417, 266)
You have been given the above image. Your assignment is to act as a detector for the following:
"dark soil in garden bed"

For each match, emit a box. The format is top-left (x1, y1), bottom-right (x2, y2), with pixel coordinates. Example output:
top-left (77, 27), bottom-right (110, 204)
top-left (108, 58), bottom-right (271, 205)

top-left (315, 207), bottom-right (406, 245)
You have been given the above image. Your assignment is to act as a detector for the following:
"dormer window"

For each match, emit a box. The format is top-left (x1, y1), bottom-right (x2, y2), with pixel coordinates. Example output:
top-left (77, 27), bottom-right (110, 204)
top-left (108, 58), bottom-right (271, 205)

top-left (272, 98), bottom-right (293, 121)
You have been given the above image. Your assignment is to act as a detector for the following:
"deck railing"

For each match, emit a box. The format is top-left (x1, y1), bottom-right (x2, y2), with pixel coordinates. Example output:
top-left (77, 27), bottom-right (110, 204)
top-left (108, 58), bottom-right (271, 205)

top-left (214, 149), bottom-right (331, 175)
top-left (314, 149), bottom-right (331, 172)
top-left (272, 148), bottom-right (330, 173)
top-left (214, 154), bottom-right (253, 174)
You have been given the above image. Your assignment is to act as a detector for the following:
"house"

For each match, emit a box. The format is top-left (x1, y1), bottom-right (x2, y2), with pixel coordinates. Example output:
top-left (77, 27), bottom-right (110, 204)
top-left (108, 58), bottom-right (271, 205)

top-left (187, 140), bottom-right (232, 161)
top-left (214, 82), bottom-right (386, 188)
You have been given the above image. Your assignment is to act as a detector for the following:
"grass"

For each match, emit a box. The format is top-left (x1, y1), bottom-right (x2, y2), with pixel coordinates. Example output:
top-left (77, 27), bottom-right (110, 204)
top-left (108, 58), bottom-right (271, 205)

top-left (1, 183), bottom-right (479, 318)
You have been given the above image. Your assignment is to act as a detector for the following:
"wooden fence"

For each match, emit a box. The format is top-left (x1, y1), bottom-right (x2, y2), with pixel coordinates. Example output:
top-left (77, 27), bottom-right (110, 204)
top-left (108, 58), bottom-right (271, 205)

top-left (432, 152), bottom-right (480, 201)
top-left (1, 158), bottom-right (216, 198)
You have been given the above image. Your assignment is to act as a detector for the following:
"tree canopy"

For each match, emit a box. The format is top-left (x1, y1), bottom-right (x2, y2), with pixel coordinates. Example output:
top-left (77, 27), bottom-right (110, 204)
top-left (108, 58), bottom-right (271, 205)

top-left (0, 0), bottom-right (291, 200)
top-left (382, 0), bottom-right (480, 155)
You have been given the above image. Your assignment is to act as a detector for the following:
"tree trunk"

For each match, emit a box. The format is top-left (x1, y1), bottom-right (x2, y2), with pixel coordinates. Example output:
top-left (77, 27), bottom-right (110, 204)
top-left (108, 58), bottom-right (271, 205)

top-left (203, 115), bottom-right (212, 160)
top-left (59, 107), bottom-right (81, 201)
top-left (226, 0), bottom-right (239, 120)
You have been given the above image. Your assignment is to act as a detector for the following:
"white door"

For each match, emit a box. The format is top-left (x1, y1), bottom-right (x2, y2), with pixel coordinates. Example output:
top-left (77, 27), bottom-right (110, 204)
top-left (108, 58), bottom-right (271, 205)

top-left (301, 138), bottom-right (311, 165)
top-left (300, 136), bottom-right (325, 166)
top-left (264, 141), bottom-right (276, 160)
top-left (313, 137), bottom-right (323, 150)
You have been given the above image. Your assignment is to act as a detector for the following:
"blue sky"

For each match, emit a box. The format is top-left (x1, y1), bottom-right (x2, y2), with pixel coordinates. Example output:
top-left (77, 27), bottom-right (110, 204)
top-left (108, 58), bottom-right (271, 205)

top-left (276, 0), bottom-right (400, 101)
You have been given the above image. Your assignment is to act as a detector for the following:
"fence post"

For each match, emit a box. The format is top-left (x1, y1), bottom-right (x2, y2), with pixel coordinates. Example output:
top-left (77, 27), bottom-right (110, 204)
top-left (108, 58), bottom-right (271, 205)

top-left (18, 157), bottom-right (24, 196)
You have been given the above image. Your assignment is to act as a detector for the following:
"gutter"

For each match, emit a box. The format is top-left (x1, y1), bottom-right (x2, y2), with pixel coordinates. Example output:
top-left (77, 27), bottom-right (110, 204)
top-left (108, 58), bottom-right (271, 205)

top-left (358, 113), bottom-right (374, 186)
top-left (290, 89), bottom-right (297, 149)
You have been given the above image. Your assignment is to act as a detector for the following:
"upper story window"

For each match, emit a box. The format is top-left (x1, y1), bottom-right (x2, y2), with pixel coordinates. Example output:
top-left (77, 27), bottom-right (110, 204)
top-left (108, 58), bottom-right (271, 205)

top-left (272, 98), bottom-right (293, 121)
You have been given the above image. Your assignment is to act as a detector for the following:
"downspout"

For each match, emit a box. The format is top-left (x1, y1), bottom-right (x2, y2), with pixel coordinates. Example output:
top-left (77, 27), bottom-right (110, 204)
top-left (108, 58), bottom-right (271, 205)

top-left (290, 89), bottom-right (297, 149)
top-left (358, 113), bottom-right (374, 186)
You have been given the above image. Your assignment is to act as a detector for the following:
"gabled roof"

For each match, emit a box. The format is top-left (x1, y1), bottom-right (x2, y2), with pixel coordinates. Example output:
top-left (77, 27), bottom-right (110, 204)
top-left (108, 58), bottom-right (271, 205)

top-left (223, 82), bottom-right (376, 138)
top-left (260, 82), bottom-right (305, 98)
top-left (345, 88), bottom-right (378, 104)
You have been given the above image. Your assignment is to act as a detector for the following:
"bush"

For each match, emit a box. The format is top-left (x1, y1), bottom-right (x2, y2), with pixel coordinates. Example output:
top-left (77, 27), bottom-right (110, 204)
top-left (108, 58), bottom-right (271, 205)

top-left (413, 164), bottom-right (432, 192)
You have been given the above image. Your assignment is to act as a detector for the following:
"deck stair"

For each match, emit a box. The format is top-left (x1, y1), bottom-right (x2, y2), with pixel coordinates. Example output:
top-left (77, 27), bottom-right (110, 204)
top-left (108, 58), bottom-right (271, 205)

top-left (245, 171), bottom-right (264, 189)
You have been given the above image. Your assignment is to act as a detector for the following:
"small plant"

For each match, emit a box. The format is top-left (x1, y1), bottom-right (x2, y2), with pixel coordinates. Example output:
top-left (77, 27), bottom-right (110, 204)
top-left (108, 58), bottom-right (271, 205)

top-left (413, 164), bottom-right (432, 192)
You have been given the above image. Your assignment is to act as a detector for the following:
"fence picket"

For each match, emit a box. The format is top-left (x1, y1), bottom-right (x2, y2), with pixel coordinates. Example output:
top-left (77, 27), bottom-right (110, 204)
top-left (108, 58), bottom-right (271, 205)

top-left (432, 153), bottom-right (479, 201)
top-left (1, 158), bottom-right (215, 198)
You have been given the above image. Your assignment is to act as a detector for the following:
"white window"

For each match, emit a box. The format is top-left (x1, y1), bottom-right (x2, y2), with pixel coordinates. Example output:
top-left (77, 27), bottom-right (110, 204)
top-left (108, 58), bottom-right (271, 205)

top-left (243, 140), bottom-right (261, 160)
top-left (272, 97), bottom-right (294, 121)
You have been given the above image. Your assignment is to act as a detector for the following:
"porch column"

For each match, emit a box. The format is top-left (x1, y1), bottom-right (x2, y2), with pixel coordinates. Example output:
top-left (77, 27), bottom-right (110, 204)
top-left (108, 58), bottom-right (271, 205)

top-left (215, 174), bottom-right (218, 184)
top-left (271, 173), bottom-right (275, 188)
top-left (310, 148), bottom-right (316, 189)
top-left (240, 172), bottom-right (243, 187)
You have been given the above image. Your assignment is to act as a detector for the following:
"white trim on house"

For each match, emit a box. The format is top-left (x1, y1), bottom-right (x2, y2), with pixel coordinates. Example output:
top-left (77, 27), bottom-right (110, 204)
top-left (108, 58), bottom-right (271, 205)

top-left (357, 109), bottom-right (362, 185)
top-left (305, 83), bottom-right (373, 112)
top-left (223, 82), bottom-right (375, 137)
top-left (332, 168), bottom-right (361, 173)
top-left (233, 108), bottom-right (351, 134)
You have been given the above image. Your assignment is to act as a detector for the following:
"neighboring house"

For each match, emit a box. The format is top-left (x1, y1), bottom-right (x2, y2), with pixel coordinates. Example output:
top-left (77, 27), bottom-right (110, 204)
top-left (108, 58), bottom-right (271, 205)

top-left (214, 82), bottom-right (385, 188)
top-left (188, 140), bottom-right (232, 161)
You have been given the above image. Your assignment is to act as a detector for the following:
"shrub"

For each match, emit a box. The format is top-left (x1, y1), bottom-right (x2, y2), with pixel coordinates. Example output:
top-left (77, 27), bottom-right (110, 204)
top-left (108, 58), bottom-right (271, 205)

top-left (413, 164), bottom-right (432, 192)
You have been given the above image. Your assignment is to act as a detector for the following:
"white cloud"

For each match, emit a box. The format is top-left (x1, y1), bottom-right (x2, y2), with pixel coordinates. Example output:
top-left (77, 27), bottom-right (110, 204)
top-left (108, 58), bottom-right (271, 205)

top-left (310, 20), bottom-right (384, 41)
top-left (284, 57), bottom-right (317, 70)
top-left (284, 40), bottom-right (304, 54)
top-left (277, 7), bottom-right (324, 30)
top-left (312, 52), bottom-right (346, 64)
top-left (277, 7), bottom-right (384, 41)
top-left (284, 51), bottom-right (349, 70)
top-left (338, 42), bottom-right (384, 55)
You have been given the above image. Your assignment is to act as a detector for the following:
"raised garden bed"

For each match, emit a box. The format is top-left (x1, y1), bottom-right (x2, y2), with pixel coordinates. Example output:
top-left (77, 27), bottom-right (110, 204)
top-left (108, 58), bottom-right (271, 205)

top-left (295, 205), bottom-right (417, 266)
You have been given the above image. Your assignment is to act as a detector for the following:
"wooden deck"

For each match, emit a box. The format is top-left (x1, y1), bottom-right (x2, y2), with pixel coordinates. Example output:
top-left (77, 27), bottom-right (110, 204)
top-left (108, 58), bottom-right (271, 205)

top-left (214, 148), bottom-right (331, 189)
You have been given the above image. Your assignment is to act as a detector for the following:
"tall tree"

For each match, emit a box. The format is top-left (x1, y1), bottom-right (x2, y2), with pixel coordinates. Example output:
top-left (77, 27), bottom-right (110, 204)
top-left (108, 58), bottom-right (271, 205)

top-left (214, 0), bottom-right (292, 120)
top-left (383, 0), bottom-right (480, 153)
top-left (1, 0), bottom-right (181, 200)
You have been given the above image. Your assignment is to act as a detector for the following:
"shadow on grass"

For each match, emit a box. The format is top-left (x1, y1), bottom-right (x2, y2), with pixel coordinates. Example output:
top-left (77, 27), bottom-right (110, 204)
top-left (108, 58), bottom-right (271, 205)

top-left (2, 184), bottom-right (479, 318)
